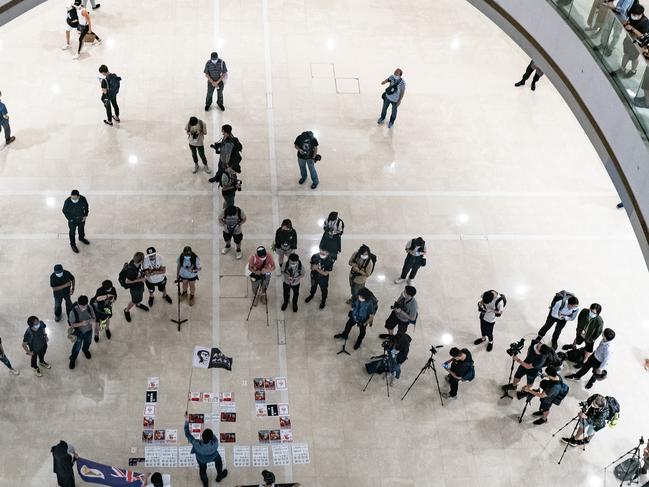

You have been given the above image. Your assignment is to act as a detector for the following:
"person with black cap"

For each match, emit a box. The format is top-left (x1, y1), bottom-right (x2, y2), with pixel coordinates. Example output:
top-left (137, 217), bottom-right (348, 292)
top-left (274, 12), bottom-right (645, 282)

top-left (394, 237), bottom-right (426, 284)
top-left (145, 472), bottom-right (171, 487)
top-left (334, 287), bottom-right (377, 349)
top-left (380, 286), bottom-right (418, 338)
top-left (219, 205), bottom-right (247, 260)
top-left (273, 219), bottom-right (298, 267)
top-left (281, 253), bottom-right (304, 312)
top-left (50, 264), bottom-right (75, 322)
top-left (236, 469), bottom-right (302, 487)
top-left (62, 189), bottom-right (89, 253)
top-left (442, 347), bottom-right (475, 400)
top-left (177, 246), bottom-right (202, 306)
top-left (143, 247), bottom-right (173, 307)
top-left (319, 212), bottom-right (344, 262)
top-left (91, 279), bottom-right (117, 341)
top-left (123, 251), bottom-right (150, 321)
top-left (184, 412), bottom-right (228, 485)
top-left (51, 440), bottom-right (77, 487)
top-left (306, 248), bottom-right (334, 309)
top-left (204, 51), bottom-right (228, 111)
top-left (248, 246), bottom-right (276, 305)
top-left (68, 295), bottom-right (97, 370)
top-left (22, 316), bottom-right (50, 377)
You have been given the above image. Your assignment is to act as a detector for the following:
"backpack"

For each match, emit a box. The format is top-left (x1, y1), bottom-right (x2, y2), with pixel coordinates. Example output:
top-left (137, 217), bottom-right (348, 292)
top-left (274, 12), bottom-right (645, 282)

top-left (66, 6), bottom-right (79, 27)
top-left (565, 347), bottom-right (586, 364)
top-left (606, 396), bottom-right (620, 424)
top-left (229, 137), bottom-right (243, 172)
top-left (549, 290), bottom-right (575, 310)
top-left (67, 305), bottom-right (80, 326)
top-left (367, 290), bottom-right (379, 315)
top-left (545, 348), bottom-right (563, 369)
top-left (118, 262), bottom-right (131, 289)
top-left (107, 73), bottom-right (122, 95)
top-left (494, 293), bottom-right (507, 312)
top-left (462, 364), bottom-right (475, 382)
top-left (552, 381), bottom-right (570, 405)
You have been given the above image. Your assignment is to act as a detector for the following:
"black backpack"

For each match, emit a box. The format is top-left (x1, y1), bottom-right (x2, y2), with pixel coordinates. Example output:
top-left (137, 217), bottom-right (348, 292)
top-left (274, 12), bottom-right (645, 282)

top-left (552, 381), bottom-right (570, 405)
top-left (229, 137), bottom-right (243, 172)
top-left (118, 262), bottom-right (131, 289)
top-left (565, 347), bottom-right (586, 364)
top-left (367, 290), bottom-right (379, 315)
top-left (107, 73), bottom-right (122, 95)
top-left (494, 293), bottom-right (507, 312)
top-left (384, 78), bottom-right (402, 96)
top-left (549, 290), bottom-right (575, 310)
top-left (66, 6), bottom-right (79, 27)
top-left (606, 396), bottom-right (621, 421)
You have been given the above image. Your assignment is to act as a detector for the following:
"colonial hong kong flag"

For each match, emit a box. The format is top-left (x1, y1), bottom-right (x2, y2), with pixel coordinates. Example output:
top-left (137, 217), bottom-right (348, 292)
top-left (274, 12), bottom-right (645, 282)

top-left (76, 457), bottom-right (145, 486)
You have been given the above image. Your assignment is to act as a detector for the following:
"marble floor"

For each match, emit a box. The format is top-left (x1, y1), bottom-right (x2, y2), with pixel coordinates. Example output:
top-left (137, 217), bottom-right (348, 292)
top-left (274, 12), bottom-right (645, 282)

top-left (0, 0), bottom-right (648, 486)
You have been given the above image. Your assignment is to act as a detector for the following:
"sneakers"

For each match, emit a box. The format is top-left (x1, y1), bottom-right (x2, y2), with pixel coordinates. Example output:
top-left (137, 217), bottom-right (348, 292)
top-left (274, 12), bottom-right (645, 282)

top-left (215, 469), bottom-right (228, 483)
top-left (189, 295), bottom-right (195, 306)
top-left (203, 165), bottom-right (211, 173)
top-left (73, 53), bottom-right (80, 60)
top-left (501, 384), bottom-right (516, 391)
top-left (387, 121), bottom-right (394, 128)
top-left (69, 360), bottom-right (76, 370)
top-left (533, 418), bottom-right (547, 425)
top-left (83, 350), bottom-right (92, 359)
top-left (104, 120), bottom-right (113, 126)
top-left (5, 136), bottom-right (15, 144)
top-left (9, 368), bottom-right (19, 375)
top-left (305, 294), bottom-right (314, 303)
top-left (514, 80), bottom-right (525, 87)
top-left (292, 303), bottom-right (298, 312)
top-left (281, 302), bottom-right (288, 311)
top-left (561, 437), bottom-right (582, 447)
top-left (217, 103), bottom-right (225, 111)
top-left (531, 82), bottom-right (537, 91)
top-left (333, 333), bottom-right (345, 340)
top-left (441, 393), bottom-right (457, 400)
top-left (532, 411), bottom-right (544, 417)
top-left (353, 341), bottom-right (362, 350)
top-left (62, 44), bottom-right (70, 50)
top-left (221, 246), bottom-right (231, 255)
top-left (94, 334), bottom-right (100, 343)
top-left (148, 295), bottom-right (154, 306)
top-left (377, 117), bottom-right (384, 125)
top-left (71, 244), bottom-right (79, 253)
top-left (192, 164), bottom-right (199, 174)
top-left (298, 177), bottom-right (306, 185)
top-left (565, 374), bottom-right (577, 380)
top-left (135, 303), bottom-right (150, 311)
top-left (113, 116), bottom-right (120, 122)
top-left (163, 295), bottom-right (172, 304)
top-left (79, 238), bottom-right (90, 245)
top-left (124, 309), bottom-right (131, 322)
top-left (473, 338), bottom-right (486, 345)
top-left (235, 251), bottom-right (242, 260)
top-left (311, 182), bottom-right (318, 189)
top-left (106, 329), bottom-right (112, 339)
top-left (319, 301), bottom-right (326, 309)
top-left (33, 367), bottom-right (42, 377)
top-left (94, 38), bottom-right (102, 45)
top-left (205, 105), bottom-right (211, 112)
top-left (394, 278), bottom-right (405, 284)
top-left (486, 342), bottom-right (493, 352)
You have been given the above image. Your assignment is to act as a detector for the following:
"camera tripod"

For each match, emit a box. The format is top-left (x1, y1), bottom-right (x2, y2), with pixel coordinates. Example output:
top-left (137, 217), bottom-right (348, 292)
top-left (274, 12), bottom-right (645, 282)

top-left (604, 437), bottom-right (645, 486)
top-left (501, 354), bottom-right (517, 399)
top-left (401, 345), bottom-right (444, 406)
top-left (246, 277), bottom-right (270, 327)
top-left (170, 279), bottom-right (188, 332)
top-left (363, 349), bottom-right (391, 398)
top-left (553, 409), bottom-right (586, 464)
top-left (336, 336), bottom-right (351, 356)
top-left (517, 390), bottom-right (535, 423)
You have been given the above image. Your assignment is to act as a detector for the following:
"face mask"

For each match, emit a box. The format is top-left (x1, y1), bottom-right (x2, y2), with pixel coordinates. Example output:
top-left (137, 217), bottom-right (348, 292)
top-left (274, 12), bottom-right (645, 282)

top-left (289, 261), bottom-right (298, 267)
top-left (402, 292), bottom-right (408, 299)
top-left (394, 75), bottom-right (401, 80)
top-left (632, 14), bottom-right (642, 20)
top-left (319, 253), bottom-right (327, 259)
top-left (183, 255), bottom-right (191, 261)
top-left (211, 58), bottom-right (219, 64)
top-left (589, 311), bottom-right (597, 319)
top-left (358, 297), bottom-right (365, 302)
top-left (71, 198), bottom-right (79, 203)
top-left (31, 324), bottom-right (39, 331)
top-left (259, 256), bottom-right (266, 261)
top-left (360, 254), bottom-right (369, 260)
top-left (55, 272), bottom-right (63, 278)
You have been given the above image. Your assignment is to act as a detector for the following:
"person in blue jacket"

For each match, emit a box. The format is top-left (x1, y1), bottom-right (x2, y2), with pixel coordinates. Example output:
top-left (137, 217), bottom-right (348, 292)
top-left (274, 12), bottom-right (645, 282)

top-left (184, 413), bottom-right (228, 485)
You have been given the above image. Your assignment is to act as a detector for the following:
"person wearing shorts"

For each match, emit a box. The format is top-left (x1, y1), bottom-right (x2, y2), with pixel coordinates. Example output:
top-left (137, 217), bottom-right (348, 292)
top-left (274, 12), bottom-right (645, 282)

top-left (501, 342), bottom-right (551, 396)
top-left (380, 286), bottom-right (418, 338)
top-left (91, 279), bottom-right (116, 341)
top-left (177, 246), bottom-right (202, 306)
top-left (272, 219), bottom-right (297, 267)
top-left (123, 251), bottom-right (149, 322)
top-left (219, 206), bottom-right (246, 260)
top-left (143, 247), bottom-right (172, 307)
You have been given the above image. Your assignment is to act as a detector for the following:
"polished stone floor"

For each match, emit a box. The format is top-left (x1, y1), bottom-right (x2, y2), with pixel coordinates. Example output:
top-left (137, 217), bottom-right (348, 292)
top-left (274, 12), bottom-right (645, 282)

top-left (0, 1), bottom-right (648, 486)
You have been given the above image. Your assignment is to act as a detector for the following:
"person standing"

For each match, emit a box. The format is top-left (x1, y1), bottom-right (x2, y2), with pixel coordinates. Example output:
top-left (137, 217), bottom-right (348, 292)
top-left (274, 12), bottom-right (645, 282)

top-left (347, 244), bottom-right (375, 304)
top-left (377, 68), bottom-right (406, 128)
top-left (72, 0), bottom-right (101, 60)
top-left (525, 365), bottom-right (566, 425)
top-left (62, 189), bottom-right (90, 253)
top-left (98, 65), bottom-right (121, 126)
top-left (501, 342), bottom-right (552, 395)
top-left (248, 246), bottom-right (275, 305)
top-left (51, 440), bottom-right (77, 487)
top-left (562, 303), bottom-right (603, 364)
top-left (380, 286), bottom-right (418, 338)
top-left (68, 295), bottom-right (97, 370)
top-left (442, 347), bottom-right (475, 400)
top-left (305, 249), bottom-right (334, 309)
top-left (91, 279), bottom-right (116, 341)
top-left (536, 292), bottom-right (580, 350)
top-left (214, 124), bottom-right (243, 173)
top-left (186, 116), bottom-right (210, 173)
top-left (123, 252), bottom-right (150, 322)
top-left (50, 264), bottom-right (75, 322)
top-left (183, 413), bottom-right (228, 485)
top-left (473, 290), bottom-right (507, 352)
top-left (566, 328), bottom-right (615, 389)
top-left (22, 316), bottom-right (50, 377)
top-left (273, 219), bottom-right (298, 267)
top-left (0, 90), bottom-right (16, 145)
top-left (204, 52), bottom-right (228, 111)
top-left (294, 130), bottom-right (319, 189)
top-left (143, 247), bottom-right (172, 307)
top-left (319, 212), bottom-right (344, 262)
top-left (177, 246), bottom-right (202, 306)
top-left (82, 0), bottom-right (100, 9)
top-left (334, 287), bottom-right (377, 350)
top-left (216, 165), bottom-right (239, 209)
top-left (219, 205), bottom-right (246, 260)
top-left (0, 337), bottom-right (20, 375)
top-left (394, 237), bottom-right (426, 284)
top-left (514, 60), bottom-right (544, 91)
top-left (63, 2), bottom-right (79, 50)
top-left (281, 253), bottom-right (304, 312)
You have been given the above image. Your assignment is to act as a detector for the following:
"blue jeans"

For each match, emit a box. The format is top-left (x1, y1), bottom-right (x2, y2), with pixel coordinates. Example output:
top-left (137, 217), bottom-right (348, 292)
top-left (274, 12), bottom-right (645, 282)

top-left (380, 97), bottom-right (398, 124)
top-left (0, 118), bottom-right (11, 143)
top-left (70, 330), bottom-right (92, 361)
top-left (0, 355), bottom-right (13, 370)
top-left (298, 157), bottom-right (318, 185)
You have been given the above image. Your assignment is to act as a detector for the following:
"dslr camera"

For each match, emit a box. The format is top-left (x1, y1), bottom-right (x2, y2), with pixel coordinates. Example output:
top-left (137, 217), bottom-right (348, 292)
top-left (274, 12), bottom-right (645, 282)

top-left (506, 338), bottom-right (525, 357)
top-left (210, 141), bottom-right (223, 154)
top-left (390, 300), bottom-right (403, 311)
top-left (314, 154), bottom-right (322, 162)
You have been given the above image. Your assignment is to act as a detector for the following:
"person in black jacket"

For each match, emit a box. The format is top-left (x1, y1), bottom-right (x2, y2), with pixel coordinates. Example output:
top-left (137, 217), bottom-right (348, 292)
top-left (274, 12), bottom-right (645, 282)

top-left (273, 219), bottom-right (298, 267)
top-left (62, 189), bottom-right (89, 253)
top-left (51, 440), bottom-right (77, 487)
top-left (442, 347), bottom-right (474, 399)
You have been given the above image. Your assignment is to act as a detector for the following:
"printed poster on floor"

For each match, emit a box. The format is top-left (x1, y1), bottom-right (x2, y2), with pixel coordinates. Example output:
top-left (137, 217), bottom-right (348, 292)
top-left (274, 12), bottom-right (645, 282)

top-left (233, 446), bottom-right (251, 467)
top-left (178, 446), bottom-right (197, 467)
top-left (271, 444), bottom-right (290, 466)
top-left (291, 444), bottom-right (310, 464)
top-left (146, 377), bottom-right (159, 391)
top-left (252, 445), bottom-right (270, 467)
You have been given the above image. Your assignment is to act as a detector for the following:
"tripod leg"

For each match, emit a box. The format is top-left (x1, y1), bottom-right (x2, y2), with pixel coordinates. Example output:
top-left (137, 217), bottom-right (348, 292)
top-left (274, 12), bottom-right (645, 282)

top-left (385, 370), bottom-right (390, 398)
top-left (246, 283), bottom-right (261, 321)
top-left (264, 284), bottom-right (270, 327)
top-left (362, 370), bottom-right (376, 392)
top-left (558, 418), bottom-right (581, 464)
top-left (400, 363), bottom-right (428, 401)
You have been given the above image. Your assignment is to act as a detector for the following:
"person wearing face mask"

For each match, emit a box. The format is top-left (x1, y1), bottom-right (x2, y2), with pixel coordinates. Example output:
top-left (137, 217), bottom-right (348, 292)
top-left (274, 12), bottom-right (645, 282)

top-left (123, 252), bottom-right (150, 322)
top-left (347, 244), bottom-right (375, 304)
top-left (204, 51), bottom-right (228, 111)
top-left (273, 219), bottom-right (298, 268)
top-left (536, 291), bottom-right (580, 350)
top-left (281, 253), bottom-right (304, 312)
top-left (186, 116), bottom-right (210, 173)
top-left (98, 65), bottom-right (121, 126)
top-left (615, 4), bottom-right (649, 77)
top-left (91, 279), bottom-right (117, 341)
top-left (334, 287), bottom-right (377, 350)
top-left (305, 249), bottom-right (334, 309)
top-left (0, 90), bottom-right (15, 145)
top-left (380, 286), bottom-right (418, 338)
top-left (294, 130), bottom-right (319, 189)
top-left (562, 303), bottom-right (603, 364)
top-left (219, 205), bottom-right (247, 260)
top-left (378, 68), bottom-right (406, 128)
top-left (319, 212), bottom-right (344, 262)
top-left (50, 264), bottom-right (75, 322)
top-left (22, 316), bottom-right (50, 377)
top-left (143, 247), bottom-right (173, 307)
top-left (68, 295), bottom-right (97, 370)
top-left (394, 237), bottom-right (426, 285)
top-left (514, 60), bottom-right (544, 91)
top-left (566, 328), bottom-right (616, 389)
top-left (213, 124), bottom-right (243, 174)
top-left (177, 246), bottom-right (202, 306)
top-left (248, 246), bottom-right (276, 306)
top-left (62, 189), bottom-right (90, 253)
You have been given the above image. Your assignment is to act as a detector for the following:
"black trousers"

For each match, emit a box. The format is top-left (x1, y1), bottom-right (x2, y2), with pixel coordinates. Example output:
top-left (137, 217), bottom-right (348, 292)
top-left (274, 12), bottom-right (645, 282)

top-left (198, 456), bottom-right (223, 487)
top-left (282, 282), bottom-right (299, 307)
top-left (54, 293), bottom-right (73, 320)
top-left (400, 254), bottom-right (423, 279)
top-left (103, 94), bottom-right (119, 122)
top-left (30, 346), bottom-right (47, 369)
top-left (190, 145), bottom-right (208, 165)
top-left (205, 81), bottom-right (224, 108)
top-left (448, 375), bottom-right (460, 397)
top-left (341, 317), bottom-right (367, 346)
top-left (68, 219), bottom-right (85, 245)
top-left (309, 276), bottom-right (328, 302)
top-left (521, 61), bottom-right (543, 83)
top-left (537, 313), bottom-right (567, 344)
top-left (573, 354), bottom-right (602, 384)
top-left (480, 318), bottom-right (495, 342)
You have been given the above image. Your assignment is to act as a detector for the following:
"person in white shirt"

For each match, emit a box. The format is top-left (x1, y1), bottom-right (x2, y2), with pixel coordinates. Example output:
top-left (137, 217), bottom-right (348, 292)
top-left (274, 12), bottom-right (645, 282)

top-left (536, 292), bottom-right (580, 350)
top-left (566, 328), bottom-right (615, 389)
top-left (146, 472), bottom-right (171, 487)
top-left (473, 290), bottom-right (507, 352)
top-left (72, 0), bottom-right (101, 60)
top-left (143, 247), bottom-right (172, 307)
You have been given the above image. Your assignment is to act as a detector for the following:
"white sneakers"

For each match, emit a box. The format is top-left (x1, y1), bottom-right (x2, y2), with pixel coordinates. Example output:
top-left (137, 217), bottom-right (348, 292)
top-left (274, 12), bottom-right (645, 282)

top-left (203, 165), bottom-right (211, 174)
top-left (192, 165), bottom-right (199, 174)
top-left (72, 53), bottom-right (80, 60)
top-left (9, 368), bottom-right (19, 375)
top-left (394, 278), bottom-right (404, 284)
top-left (62, 44), bottom-right (70, 50)
top-left (235, 251), bottom-right (242, 260)
top-left (33, 367), bottom-right (42, 377)
top-left (221, 246), bottom-right (231, 255)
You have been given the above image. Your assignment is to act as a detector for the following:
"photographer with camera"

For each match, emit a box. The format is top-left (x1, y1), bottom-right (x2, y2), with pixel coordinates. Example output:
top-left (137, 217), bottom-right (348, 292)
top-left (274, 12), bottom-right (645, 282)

top-left (566, 328), bottom-right (615, 389)
top-left (281, 253), bottom-right (304, 312)
top-left (143, 247), bottom-right (173, 307)
top-left (211, 164), bottom-right (241, 209)
top-left (219, 205), bottom-right (247, 260)
top-left (273, 219), bottom-right (297, 267)
top-left (305, 249), bottom-right (334, 309)
top-left (394, 237), bottom-right (426, 285)
top-left (319, 212), bottom-right (344, 262)
top-left (122, 251), bottom-right (149, 322)
top-left (248, 246), bottom-right (275, 306)
top-left (536, 291), bottom-right (580, 350)
top-left (562, 394), bottom-right (613, 446)
top-left (211, 124), bottom-right (243, 173)
top-left (91, 279), bottom-right (117, 342)
top-left (185, 116), bottom-right (210, 174)
top-left (442, 347), bottom-right (475, 400)
top-left (523, 365), bottom-right (567, 425)
top-left (176, 246), bottom-right (202, 306)
top-left (502, 341), bottom-right (552, 397)
top-left (562, 303), bottom-right (603, 365)
top-left (294, 130), bottom-right (319, 189)
top-left (390, 332), bottom-right (412, 384)
top-left (473, 290), bottom-right (507, 352)
top-left (347, 244), bottom-right (375, 304)
top-left (334, 287), bottom-right (378, 350)
top-left (380, 286), bottom-right (418, 338)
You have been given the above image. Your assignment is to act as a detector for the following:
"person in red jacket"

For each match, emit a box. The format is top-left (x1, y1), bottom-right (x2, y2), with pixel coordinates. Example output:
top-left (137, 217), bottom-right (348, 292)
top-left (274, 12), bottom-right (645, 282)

top-left (248, 246), bottom-right (275, 305)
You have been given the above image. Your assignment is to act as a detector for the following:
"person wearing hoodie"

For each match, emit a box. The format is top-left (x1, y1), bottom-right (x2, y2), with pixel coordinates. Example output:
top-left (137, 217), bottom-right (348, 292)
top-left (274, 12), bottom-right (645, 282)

top-left (248, 246), bottom-right (276, 305)
top-left (442, 347), bottom-right (474, 400)
top-left (273, 219), bottom-right (298, 267)
top-left (51, 440), bottom-right (77, 487)
top-left (347, 244), bottom-right (374, 304)
top-left (183, 413), bottom-right (228, 485)
top-left (281, 253), bottom-right (304, 312)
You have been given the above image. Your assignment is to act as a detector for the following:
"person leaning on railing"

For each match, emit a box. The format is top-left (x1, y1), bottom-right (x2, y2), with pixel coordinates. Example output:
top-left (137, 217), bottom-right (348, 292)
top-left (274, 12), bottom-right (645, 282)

top-left (614, 4), bottom-right (649, 77)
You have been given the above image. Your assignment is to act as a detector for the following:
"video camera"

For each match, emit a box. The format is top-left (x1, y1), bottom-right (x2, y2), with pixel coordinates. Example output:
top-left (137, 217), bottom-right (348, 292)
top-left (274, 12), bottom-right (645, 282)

top-left (429, 345), bottom-right (442, 355)
top-left (506, 338), bottom-right (526, 357)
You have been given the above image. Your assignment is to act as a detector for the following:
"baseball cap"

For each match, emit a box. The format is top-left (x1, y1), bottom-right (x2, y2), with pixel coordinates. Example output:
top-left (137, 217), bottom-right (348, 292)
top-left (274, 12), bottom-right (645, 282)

top-left (146, 247), bottom-right (156, 255)
top-left (54, 264), bottom-right (63, 272)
